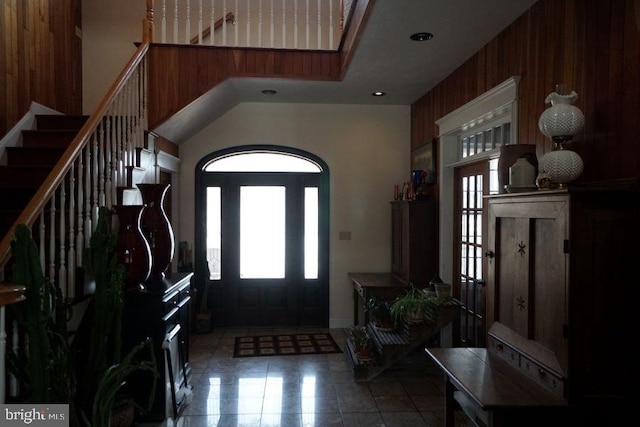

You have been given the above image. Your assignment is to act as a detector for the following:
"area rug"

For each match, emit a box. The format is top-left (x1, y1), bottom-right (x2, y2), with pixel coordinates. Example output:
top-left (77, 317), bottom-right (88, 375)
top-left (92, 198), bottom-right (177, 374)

top-left (233, 333), bottom-right (343, 358)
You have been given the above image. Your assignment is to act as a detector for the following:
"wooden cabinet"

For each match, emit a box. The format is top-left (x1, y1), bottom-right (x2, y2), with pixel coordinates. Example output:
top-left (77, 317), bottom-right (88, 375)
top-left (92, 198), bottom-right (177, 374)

top-left (485, 186), bottom-right (640, 411)
top-left (122, 272), bottom-right (194, 422)
top-left (390, 200), bottom-right (437, 288)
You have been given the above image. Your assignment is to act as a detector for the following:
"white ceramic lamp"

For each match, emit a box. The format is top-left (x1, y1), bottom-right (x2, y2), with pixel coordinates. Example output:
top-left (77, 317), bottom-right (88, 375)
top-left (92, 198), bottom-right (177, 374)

top-left (537, 86), bottom-right (585, 187)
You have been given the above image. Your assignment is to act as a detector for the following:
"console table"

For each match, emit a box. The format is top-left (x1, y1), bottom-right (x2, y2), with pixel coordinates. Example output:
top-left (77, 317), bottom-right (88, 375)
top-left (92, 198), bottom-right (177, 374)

top-left (425, 347), bottom-right (568, 427)
top-left (122, 271), bottom-right (194, 422)
top-left (348, 272), bottom-right (408, 325)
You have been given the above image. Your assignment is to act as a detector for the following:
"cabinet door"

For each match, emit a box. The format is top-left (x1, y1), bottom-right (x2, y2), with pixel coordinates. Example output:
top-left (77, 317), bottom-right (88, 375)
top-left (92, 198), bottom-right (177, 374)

top-left (486, 194), bottom-right (568, 376)
top-left (390, 202), bottom-right (404, 278)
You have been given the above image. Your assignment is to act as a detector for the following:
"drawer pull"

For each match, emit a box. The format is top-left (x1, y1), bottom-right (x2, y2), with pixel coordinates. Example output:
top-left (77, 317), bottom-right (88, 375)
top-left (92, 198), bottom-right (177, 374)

top-left (496, 343), bottom-right (503, 352)
top-left (538, 369), bottom-right (546, 380)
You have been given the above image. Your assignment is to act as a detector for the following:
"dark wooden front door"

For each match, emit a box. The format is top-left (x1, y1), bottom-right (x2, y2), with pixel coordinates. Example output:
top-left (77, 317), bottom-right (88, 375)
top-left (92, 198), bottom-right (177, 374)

top-left (195, 147), bottom-right (329, 328)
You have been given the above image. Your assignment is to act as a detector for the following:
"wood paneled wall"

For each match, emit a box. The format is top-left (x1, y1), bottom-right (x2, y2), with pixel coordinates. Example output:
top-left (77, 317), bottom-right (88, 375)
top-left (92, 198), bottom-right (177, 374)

top-left (147, 45), bottom-right (342, 128)
top-left (0, 0), bottom-right (82, 138)
top-left (411, 0), bottom-right (640, 184)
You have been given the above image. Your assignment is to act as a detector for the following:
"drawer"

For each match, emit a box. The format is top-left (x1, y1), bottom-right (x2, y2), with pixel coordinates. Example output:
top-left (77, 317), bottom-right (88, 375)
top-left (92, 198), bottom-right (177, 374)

top-left (520, 354), bottom-right (565, 398)
top-left (488, 335), bottom-right (519, 368)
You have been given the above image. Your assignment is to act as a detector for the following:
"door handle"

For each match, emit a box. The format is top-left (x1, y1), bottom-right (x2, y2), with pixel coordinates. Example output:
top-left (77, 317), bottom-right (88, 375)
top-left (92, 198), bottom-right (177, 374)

top-left (484, 250), bottom-right (494, 259)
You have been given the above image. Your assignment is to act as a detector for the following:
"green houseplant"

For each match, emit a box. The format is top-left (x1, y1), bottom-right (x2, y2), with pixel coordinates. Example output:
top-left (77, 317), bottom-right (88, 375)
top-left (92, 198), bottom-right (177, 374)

top-left (364, 297), bottom-right (394, 331)
top-left (390, 284), bottom-right (438, 327)
top-left (76, 207), bottom-right (158, 426)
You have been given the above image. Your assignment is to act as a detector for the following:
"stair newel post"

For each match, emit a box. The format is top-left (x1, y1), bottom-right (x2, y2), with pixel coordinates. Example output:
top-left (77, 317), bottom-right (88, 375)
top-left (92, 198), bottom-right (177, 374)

top-left (144, 0), bottom-right (154, 43)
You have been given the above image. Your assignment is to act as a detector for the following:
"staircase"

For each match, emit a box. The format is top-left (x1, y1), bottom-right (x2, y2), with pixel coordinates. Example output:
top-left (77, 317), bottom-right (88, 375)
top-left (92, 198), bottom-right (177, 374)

top-left (0, 112), bottom-right (157, 296)
top-left (0, 115), bottom-right (88, 240)
top-left (345, 301), bottom-right (460, 382)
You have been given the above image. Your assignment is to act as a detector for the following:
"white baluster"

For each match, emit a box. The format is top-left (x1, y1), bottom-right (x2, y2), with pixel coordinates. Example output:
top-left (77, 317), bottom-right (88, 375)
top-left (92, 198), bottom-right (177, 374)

top-left (305, 0), bottom-right (310, 49)
top-left (105, 112), bottom-right (113, 208)
top-left (76, 153), bottom-right (84, 267)
top-left (98, 121), bottom-right (106, 207)
top-left (234, 0), bottom-right (239, 46)
top-left (115, 96), bottom-right (123, 189)
top-left (173, 0), bottom-right (179, 44)
top-left (39, 215), bottom-right (45, 275)
top-left (92, 134), bottom-right (99, 230)
top-left (269, 0), bottom-right (274, 47)
top-left (317, 0), bottom-right (321, 49)
top-left (258, 0), bottom-right (262, 47)
top-left (294, 0), bottom-right (298, 48)
top-left (282, 0), bottom-right (286, 48)
top-left (84, 146), bottom-right (92, 248)
top-left (68, 163), bottom-right (76, 300)
top-left (142, 57), bottom-right (148, 132)
top-left (198, 0), bottom-right (203, 44)
top-left (49, 196), bottom-right (56, 284)
top-left (185, 0), bottom-right (191, 44)
top-left (59, 178), bottom-right (67, 299)
top-left (210, 0), bottom-right (215, 45)
top-left (246, 0), bottom-right (251, 47)
top-left (161, 0), bottom-right (167, 43)
top-left (222, 0), bottom-right (228, 46)
top-left (329, 0), bottom-right (334, 49)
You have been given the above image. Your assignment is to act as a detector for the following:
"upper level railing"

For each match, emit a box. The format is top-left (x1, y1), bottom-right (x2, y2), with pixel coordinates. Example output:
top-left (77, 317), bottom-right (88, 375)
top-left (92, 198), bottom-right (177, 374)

top-left (149, 0), bottom-right (351, 50)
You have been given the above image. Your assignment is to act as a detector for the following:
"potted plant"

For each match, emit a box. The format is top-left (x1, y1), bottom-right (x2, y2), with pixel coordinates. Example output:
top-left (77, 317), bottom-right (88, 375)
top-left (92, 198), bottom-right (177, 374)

top-left (390, 284), bottom-right (437, 326)
top-left (365, 297), bottom-right (395, 331)
top-left (350, 325), bottom-right (375, 361)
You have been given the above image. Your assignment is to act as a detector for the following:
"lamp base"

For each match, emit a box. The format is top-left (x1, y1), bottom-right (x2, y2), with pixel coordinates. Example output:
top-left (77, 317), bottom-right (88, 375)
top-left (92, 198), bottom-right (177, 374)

top-left (538, 142), bottom-right (583, 187)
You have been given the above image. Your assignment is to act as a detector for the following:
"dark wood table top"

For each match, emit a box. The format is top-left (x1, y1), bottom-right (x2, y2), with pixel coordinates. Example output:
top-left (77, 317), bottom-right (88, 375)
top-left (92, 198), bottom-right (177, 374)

top-left (348, 272), bottom-right (408, 288)
top-left (425, 347), bottom-right (567, 410)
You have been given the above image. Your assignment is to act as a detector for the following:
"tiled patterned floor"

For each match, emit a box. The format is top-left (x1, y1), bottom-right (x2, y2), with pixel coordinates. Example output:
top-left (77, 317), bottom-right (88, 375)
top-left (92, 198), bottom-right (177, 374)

top-left (150, 327), bottom-right (473, 427)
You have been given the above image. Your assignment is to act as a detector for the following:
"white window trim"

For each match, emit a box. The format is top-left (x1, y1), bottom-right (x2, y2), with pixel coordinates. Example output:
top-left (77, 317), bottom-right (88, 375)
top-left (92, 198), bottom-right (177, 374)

top-left (435, 76), bottom-right (520, 286)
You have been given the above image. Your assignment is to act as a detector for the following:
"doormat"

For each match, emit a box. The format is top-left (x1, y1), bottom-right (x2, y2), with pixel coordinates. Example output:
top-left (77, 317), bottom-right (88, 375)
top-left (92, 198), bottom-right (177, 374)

top-left (233, 333), bottom-right (343, 358)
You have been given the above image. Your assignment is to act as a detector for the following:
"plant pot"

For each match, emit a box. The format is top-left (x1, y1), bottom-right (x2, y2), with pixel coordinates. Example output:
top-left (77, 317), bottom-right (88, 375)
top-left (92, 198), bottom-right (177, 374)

top-left (374, 320), bottom-right (395, 332)
top-left (435, 283), bottom-right (452, 299)
top-left (356, 346), bottom-right (374, 361)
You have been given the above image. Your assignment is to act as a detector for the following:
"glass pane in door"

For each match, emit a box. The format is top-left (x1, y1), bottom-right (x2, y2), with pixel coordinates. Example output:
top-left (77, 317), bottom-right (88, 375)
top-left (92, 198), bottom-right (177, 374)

top-left (304, 187), bottom-right (318, 279)
top-left (206, 187), bottom-right (221, 280)
top-left (240, 186), bottom-right (286, 279)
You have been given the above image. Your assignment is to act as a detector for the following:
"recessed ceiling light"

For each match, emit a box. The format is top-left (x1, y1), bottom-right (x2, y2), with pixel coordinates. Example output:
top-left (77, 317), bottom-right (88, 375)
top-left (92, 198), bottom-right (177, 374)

top-left (262, 89), bottom-right (277, 95)
top-left (372, 91), bottom-right (386, 97)
top-left (410, 32), bottom-right (433, 42)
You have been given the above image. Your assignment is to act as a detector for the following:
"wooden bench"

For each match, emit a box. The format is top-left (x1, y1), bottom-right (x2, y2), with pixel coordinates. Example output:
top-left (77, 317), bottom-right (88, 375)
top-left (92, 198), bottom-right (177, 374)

top-left (425, 347), bottom-right (568, 427)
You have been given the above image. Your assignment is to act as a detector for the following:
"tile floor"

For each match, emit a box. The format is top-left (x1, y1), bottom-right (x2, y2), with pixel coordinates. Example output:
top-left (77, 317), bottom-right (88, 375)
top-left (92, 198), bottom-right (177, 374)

top-left (154, 327), bottom-right (473, 427)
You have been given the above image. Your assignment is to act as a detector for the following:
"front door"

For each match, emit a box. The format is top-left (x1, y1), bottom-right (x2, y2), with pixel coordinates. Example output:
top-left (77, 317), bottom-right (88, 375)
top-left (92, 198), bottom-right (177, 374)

top-left (195, 147), bottom-right (329, 327)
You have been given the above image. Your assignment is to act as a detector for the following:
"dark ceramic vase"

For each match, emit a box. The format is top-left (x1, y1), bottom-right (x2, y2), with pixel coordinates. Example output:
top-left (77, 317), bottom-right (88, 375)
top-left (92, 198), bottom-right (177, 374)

top-left (113, 204), bottom-right (152, 291)
top-left (137, 183), bottom-right (175, 280)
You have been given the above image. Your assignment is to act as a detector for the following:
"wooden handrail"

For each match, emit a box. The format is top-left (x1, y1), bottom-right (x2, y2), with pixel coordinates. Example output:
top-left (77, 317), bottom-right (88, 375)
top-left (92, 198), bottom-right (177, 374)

top-left (0, 41), bottom-right (150, 269)
top-left (190, 12), bottom-right (235, 45)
